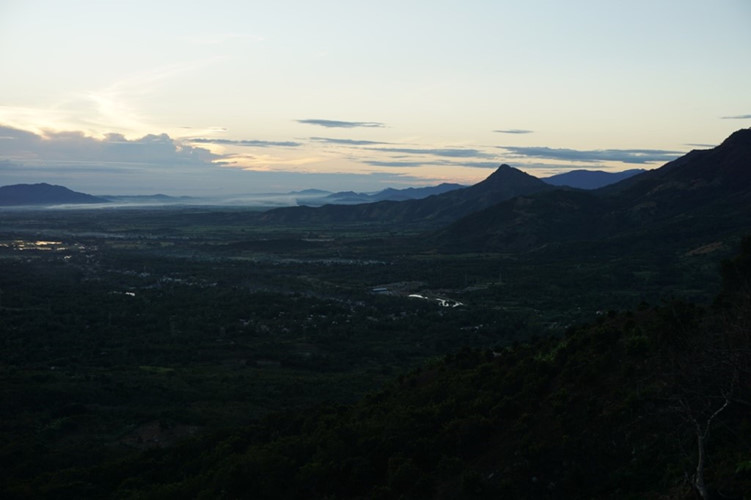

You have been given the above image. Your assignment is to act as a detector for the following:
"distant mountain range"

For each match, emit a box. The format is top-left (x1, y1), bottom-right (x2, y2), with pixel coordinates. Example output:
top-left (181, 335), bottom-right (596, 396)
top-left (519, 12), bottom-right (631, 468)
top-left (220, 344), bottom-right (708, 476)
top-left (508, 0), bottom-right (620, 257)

top-left (258, 127), bottom-right (751, 255)
top-left (259, 165), bottom-right (554, 226)
top-left (259, 167), bottom-right (654, 225)
top-left (0, 183), bottom-right (108, 206)
top-left (542, 168), bottom-right (645, 189)
top-left (0, 166), bottom-right (644, 209)
top-left (2, 132), bottom-right (745, 222)
top-left (292, 169), bottom-right (645, 207)
top-left (436, 128), bottom-right (751, 252)
top-left (294, 170), bottom-right (641, 207)
top-left (296, 183), bottom-right (466, 206)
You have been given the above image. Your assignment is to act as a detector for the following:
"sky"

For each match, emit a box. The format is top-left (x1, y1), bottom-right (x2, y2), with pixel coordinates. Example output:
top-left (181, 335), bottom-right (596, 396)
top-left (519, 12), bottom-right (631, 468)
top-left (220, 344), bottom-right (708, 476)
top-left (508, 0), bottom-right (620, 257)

top-left (1, 0), bottom-right (750, 196)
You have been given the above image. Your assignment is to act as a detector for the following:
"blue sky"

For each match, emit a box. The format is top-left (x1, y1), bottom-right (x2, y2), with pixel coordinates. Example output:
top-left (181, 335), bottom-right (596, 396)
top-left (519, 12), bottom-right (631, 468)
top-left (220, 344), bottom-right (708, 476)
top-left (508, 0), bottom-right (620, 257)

top-left (1, 0), bottom-right (750, 195)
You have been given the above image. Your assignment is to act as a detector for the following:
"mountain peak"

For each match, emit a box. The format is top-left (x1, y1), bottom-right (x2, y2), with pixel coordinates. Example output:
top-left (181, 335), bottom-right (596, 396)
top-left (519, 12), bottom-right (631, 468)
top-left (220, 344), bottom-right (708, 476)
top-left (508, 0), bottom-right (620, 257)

top-left (487, 164), bottom-right (516, 176)
top-left (719, 127), bottom-right (751, 148)
top-left (477, 164), bottom-right (548, 188)
top-left (655, 127), bottom-right (751, 184)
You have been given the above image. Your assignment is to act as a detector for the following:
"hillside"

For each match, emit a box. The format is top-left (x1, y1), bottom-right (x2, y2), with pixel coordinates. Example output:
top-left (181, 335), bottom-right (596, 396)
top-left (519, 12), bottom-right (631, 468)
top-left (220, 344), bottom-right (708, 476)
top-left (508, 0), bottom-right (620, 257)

top-left (0, 183), bottom-right (107, 206)
top-left (436, 128), bottom-right (751, 253)
top-left (259, 164), bottom-right (552, 226)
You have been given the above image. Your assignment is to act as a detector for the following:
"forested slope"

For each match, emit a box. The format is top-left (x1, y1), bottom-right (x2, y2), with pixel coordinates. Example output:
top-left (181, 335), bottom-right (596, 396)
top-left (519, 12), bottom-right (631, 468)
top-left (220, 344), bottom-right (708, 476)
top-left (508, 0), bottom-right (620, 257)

top-left (15, 239), bottom-right (750, 499)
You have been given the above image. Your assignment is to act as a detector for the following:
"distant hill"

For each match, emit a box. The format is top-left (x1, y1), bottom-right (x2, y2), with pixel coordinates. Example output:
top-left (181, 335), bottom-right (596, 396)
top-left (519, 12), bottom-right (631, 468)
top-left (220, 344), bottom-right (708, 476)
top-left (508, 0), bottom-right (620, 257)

top-left (260, 164), bottom-right (552, 226)
top-left (542, 168), bottom-right (645, 189)
top-left (0, 183), bottom-right (108, 206)
top-left (370, 183), bottom-right (465, 201)
top-left (296, 183), bottom-right (465, 206)
top-left (436, 128), bottom-right (751, 252)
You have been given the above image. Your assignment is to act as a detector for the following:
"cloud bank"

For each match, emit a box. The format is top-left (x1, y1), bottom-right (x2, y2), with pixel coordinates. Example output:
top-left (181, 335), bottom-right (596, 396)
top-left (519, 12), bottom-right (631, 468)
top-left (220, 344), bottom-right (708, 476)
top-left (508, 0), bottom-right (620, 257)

top-left (0, 126), bottom-right (218, 166)
top-left (0, 125), bottom-right (453, 195)
top-left (0, 125), bottom-right (239, 194)
top-left (721, 114), bottom-right (751, 120)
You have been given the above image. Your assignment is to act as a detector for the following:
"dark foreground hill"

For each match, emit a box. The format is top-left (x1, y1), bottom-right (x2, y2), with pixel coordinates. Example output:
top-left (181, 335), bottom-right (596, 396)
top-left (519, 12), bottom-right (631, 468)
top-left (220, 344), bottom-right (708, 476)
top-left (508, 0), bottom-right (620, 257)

top-left (259, 165), bottom-right (553, 226)
top-left (0, 183), bottom-right (107, 206)
top-left (437, 128), bottom-right (751, 253)
top-left (25, 238), bottom-right (751, 499)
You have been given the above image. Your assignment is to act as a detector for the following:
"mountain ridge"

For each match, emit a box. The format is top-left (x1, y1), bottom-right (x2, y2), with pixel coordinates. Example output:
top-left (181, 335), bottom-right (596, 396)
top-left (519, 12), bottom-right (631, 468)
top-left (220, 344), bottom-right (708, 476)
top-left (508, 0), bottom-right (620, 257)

top-left (0, 183), bottom-right (108, 206)
top-left (296, 182), bottom-right (465, 206)
top-left (542, 168), bottom-right (645, 189)
top-left (436, 128), bottom-right (751, 252)
top-left (259, 164), bottom-right (554, 226)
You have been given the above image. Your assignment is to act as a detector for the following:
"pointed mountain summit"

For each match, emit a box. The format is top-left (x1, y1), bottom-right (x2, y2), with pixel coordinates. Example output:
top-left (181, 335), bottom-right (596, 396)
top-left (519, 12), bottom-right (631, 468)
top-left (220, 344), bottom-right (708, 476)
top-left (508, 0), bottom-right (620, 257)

top-left (463, 164), bottom-right (550, 200)
top-left (260, 164), bottom-right (552, 226)
top-left (0, 183), bottom-right (108, 206)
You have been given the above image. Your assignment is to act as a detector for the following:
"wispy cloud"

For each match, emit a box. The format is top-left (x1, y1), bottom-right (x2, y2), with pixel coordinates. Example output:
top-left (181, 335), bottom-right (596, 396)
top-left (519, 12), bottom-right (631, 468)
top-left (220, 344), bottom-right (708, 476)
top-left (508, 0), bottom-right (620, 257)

top-left (83, 60), bottom-right (223, 135)
top-left (721, 114), bottom-right (751, 120)
top-left (189, 138), bottom-right (302, 147)
top-left (499, 146), bottom-right (682, 164)
top-left (371, 147), bottom-right (495, 159)
top-left (310, 137), bottom-right (390, 146)
top-left (0, 60), bottom-right (226, 138)
top-left (297, 119), bottom-right (385, 128)
top-left (362, 160), bottom-right (428, 168)
top-left (361, 159), bottom-right (499, 169)
top-left (461, 161), bottom-right (503, 169)
top-left (493, 129), bottom-right (534, 134)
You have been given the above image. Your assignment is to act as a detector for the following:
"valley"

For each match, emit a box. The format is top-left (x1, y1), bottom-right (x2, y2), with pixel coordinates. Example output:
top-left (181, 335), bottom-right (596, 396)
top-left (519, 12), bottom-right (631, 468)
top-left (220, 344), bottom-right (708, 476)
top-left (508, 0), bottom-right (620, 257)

top-left (1, 129), bottom-right (750, 498)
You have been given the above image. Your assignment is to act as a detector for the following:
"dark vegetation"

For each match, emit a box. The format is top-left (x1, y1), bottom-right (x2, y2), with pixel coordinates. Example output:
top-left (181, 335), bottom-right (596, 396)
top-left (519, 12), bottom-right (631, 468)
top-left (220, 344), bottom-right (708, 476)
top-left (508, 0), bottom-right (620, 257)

top-left (1, 129), bottom-right (750, 498)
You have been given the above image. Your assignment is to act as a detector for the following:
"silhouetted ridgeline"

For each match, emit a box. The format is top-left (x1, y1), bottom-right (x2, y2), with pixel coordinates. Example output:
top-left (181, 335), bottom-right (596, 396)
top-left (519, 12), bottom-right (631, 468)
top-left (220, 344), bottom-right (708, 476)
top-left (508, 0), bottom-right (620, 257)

top-left (260, 164), bottom-right (553, 226)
